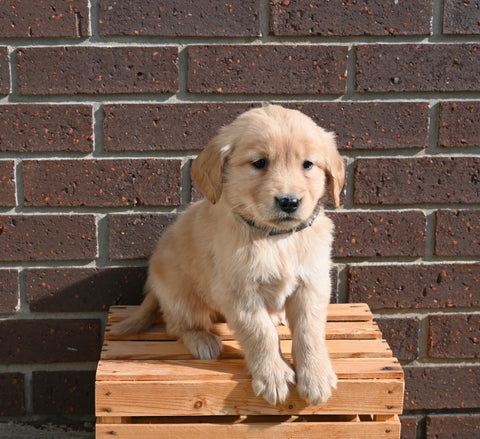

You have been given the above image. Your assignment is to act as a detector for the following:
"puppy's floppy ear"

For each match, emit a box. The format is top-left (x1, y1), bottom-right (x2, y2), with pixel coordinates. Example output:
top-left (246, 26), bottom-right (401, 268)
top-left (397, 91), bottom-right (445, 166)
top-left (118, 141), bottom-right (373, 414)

top-left (191, 137), bottom-right (232, 204)
top-left (323, 132), bottom-right (345, 208)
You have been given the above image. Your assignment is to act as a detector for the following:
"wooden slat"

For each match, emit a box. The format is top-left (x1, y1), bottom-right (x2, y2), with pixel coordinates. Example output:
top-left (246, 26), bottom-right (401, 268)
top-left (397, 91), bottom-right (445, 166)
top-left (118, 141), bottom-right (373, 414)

top-left (96, 417), bottom-right (401, 439)
top-left (107, 303), bottom-right (373, 324)
top-left (95, 379), bottom-right (404, 417)
top-left (105, 320), bottom-right (382, 341)
top-left (100, 338), bottom-right (392, 361)
top-left (96, 357), bottom-right (403, 382)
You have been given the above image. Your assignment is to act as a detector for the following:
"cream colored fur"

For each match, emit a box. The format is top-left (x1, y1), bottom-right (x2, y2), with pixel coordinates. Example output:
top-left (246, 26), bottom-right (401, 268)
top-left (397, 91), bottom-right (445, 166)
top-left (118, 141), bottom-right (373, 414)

top-left (114, 105), bottom-right (345, 406)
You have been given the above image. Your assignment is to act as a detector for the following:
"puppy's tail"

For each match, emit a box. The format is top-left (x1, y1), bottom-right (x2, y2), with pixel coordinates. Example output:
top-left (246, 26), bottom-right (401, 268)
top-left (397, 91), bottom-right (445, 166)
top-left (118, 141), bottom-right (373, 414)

top-left (111, 290), bottom-right (159, 335)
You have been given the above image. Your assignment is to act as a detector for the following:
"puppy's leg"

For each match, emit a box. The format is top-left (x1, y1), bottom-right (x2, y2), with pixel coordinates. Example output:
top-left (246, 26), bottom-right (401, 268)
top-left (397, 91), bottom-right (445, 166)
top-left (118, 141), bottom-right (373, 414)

top-left (226, 300), bottom-right (295, 405)
top-left (149, 277), bottom-right (222, 360)
top-left (286, 281), bottom-right (337, 405)
top-left (181, 328), bottom-right (222, 360)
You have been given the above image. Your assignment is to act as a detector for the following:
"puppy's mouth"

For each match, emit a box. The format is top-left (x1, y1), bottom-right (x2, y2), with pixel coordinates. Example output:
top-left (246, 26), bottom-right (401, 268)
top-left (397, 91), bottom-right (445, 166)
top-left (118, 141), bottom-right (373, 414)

top-left (237, 198), bottom-right (323, 235)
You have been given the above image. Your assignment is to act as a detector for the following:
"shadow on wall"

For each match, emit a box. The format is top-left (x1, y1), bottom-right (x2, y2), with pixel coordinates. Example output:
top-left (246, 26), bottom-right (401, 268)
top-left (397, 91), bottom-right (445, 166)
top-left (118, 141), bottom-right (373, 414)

top-left (25, 267), bottom-right (147, 313)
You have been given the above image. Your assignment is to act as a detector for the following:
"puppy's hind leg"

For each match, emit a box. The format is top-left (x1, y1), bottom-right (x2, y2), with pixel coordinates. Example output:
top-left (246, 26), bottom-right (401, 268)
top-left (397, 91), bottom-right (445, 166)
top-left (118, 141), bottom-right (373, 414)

top-left (181, 328), bottom-right (222, 360)
top-left (159, 289), bottom-right (222, 360)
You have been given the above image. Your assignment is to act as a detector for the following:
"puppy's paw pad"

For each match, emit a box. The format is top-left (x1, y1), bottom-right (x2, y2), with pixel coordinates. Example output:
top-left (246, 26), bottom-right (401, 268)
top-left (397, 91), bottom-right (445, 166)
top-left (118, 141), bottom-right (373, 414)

top-left (182, 330), bottom-right (222, 360)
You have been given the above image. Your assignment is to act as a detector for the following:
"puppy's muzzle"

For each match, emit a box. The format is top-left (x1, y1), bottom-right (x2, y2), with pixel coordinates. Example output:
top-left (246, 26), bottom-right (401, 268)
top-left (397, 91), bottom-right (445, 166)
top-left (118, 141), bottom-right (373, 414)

top-left (275, 194), bottom-right (301, 214)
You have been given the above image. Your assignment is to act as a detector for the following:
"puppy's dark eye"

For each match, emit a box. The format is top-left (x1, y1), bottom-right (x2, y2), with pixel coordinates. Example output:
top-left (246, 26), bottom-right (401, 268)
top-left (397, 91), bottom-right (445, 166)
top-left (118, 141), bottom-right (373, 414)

top-left (252, 158), bottom-right (268, 169)
top-left (303, 160), bottom-right (314, 170)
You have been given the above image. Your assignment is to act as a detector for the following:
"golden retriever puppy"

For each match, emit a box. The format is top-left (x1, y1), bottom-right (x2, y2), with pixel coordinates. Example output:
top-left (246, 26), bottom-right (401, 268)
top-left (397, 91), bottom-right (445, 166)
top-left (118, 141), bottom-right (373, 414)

top-left (114, 105), bottom-right (345, 406)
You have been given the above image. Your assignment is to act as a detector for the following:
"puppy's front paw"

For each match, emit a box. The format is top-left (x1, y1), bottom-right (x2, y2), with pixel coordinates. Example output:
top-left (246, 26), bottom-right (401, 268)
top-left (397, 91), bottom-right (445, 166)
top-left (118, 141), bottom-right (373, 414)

top-left (251, 359), bottom-right (296, 406)
top-left (296, 362), bottom-right (337, 406)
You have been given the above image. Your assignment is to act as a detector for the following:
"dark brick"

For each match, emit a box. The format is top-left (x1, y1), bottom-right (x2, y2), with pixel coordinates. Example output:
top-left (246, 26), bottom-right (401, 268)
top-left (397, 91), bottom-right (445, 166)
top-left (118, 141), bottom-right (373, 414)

top-left (286, 102), bottom-right (428, 150)
top-left (0, 373), bottom-right (25, 416)
top-left (443, 0), bottom-right (480, 35)
top-left (17, 46), bottom-right (178, 95)
top-left (0, 161), bottom-right (15, 207)
top-left (330, 267), bottom-right (338, 303)
top-left (356, 44), bottom-right (480, 92)
top-left (104, 103), bottom-right (258, 152)
top-left (270, 0), bottom-right (433, 36)
top-left (0, 319), bottom-right (101, 364)
top-left (0, 47), bottom-right (9, 95)
top-left (0, 215), bottom-right (97, 262)
top-left (438, 102), bottom-right (480, 148)
top-left (428, 314), bottom-right (480, 359)
top-left (23, 159), bottom-right (181, 207)
top-left (354, 157), bottom-right (480, 205)
top-left (32, 371), bottom-right (94, 415)
top-left (26, 267), bottom-right (147, 312)
top-left (0, 105), bottom-right (93, 152)
top-left (0, 0), bottom-right (89, 37)
top-left (348, 264), bottom-right (480, 310)
top-left (400, 416), bottom-right (418, 439)
top-left (109, 214), bottom-right (177, 260)
top-left (187, 45), bottom-right (348, 94)
top-left (330, 211), bottom-right (426, 258)
top-left (0, 269), bottom-right (18, 313)
top-left (100, 0), bottom-right (260, 36)
top-left (404, 366), bottom-right (480, 410)
top-left (375, 317), bottom-right (419, 361)
top-left (427, 414), bottom-right (480, 439)
top-left (435, 210), bottom-right (480, 257)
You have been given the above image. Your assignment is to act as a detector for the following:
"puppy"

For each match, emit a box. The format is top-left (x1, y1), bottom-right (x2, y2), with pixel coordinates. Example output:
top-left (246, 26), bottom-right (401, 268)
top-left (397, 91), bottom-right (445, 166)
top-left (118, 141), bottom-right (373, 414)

top-left (114, 105), bottom-right (345, 406)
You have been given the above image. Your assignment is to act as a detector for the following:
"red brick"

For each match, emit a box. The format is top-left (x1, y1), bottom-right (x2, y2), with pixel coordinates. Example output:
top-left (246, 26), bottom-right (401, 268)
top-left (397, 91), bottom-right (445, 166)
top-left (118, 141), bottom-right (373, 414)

top-left (0, 161), bottom-right (15, 207)
top-left (0, 47), bottom-right (9, 95)
top-left (285, 102), bottom-right (428, 150)
top-left (435, 210), bottom-right (480, 256)
top-left (404, 366), bottom-right (480, 410)
top-left (428, 314), bottom-right (480, 359)
top-left (0, 0), bottom-right (88, 37)
top-left (0, 373), bottom-right (25, 416)
top-left (0, 269), bottom-right (18, 313)
top-left (427, 414), bottom-right (480, 439)
top-left (348, 264), bottom-right (480, 310)
top-left (270, 0), bottom-right (433, 36)
top-left (187, 45), bottom-right (348, 94)
top-left (32, 371), bottom-right (94, 415)
top-left (17, 46), bottom-right (178, 95)
top-left (443, 0), bottom-right (480, 34)
top-left (26, 267), bottom-right (147, 312)
top-left (330, 211), bottom-right (426, 258)
top-left (23, 159), bottom-right (181, 207)
top-left (438, 102), bottom-right (480, 148)
top-left (0, 215), bottom-right (97, 261)
top-left (0, 319), bottom-right (101, 363)
top-left (99, 0), bottom-right (260, 36)
top-left (375, 317), bottom-right (419, 361)
top-left (354, 157), bottom-right (480, 205)
top-left (109, 214), bottom-right (177, 260)
top-left (400, 416), bottom-right (418, 439)
top-left (0, 105), bottom-right (93, 152)
top-left (104, 103), bottom-right (258, 151)
top-left (356, 44), bottom-right (480, 92)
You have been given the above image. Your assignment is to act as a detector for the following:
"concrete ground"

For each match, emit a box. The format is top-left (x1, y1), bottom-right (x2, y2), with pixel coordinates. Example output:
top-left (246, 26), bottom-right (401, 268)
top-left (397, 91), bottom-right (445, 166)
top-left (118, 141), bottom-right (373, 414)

top-left (0, 423), bottom-right (94, 439)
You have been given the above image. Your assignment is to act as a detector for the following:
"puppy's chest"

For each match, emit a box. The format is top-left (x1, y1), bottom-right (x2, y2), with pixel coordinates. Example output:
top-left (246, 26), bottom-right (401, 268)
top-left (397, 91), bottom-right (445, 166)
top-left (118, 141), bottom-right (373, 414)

top-left (238, 240), bottom-right (303, 306)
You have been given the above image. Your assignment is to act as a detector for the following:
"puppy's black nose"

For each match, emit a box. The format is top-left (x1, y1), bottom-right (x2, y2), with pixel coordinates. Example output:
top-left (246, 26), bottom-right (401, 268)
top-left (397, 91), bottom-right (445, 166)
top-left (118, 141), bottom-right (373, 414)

top-left (276, 195), bottom-right (301, 213)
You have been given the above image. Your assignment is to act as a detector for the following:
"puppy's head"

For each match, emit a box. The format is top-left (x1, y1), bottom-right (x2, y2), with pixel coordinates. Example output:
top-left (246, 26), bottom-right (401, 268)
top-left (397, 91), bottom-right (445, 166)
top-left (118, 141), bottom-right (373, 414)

top-left (191, 105), bottom-right (345, 231)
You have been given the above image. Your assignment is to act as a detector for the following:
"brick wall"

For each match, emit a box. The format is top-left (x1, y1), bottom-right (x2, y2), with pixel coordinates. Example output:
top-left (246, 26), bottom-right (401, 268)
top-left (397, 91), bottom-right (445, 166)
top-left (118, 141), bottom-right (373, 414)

top-left (0, 1), bottom-right (479, 437)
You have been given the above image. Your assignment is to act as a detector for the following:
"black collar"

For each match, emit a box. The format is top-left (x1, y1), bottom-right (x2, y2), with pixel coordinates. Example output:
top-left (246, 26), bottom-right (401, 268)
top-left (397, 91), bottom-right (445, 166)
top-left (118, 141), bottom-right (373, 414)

top-left (238, 201), bottom-right (323, 236)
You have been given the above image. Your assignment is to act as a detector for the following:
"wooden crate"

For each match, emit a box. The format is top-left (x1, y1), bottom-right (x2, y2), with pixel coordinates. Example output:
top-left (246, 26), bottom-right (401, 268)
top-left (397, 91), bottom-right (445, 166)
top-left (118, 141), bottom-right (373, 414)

top-left (96, 303), bottom-right (404, 438)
